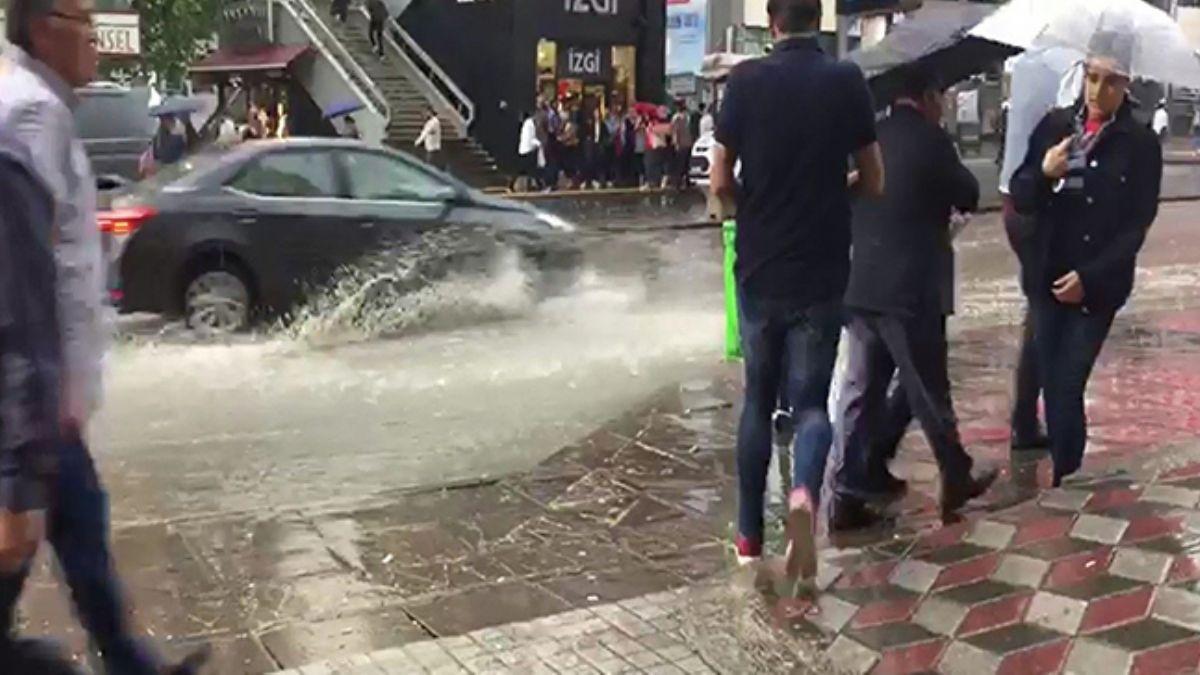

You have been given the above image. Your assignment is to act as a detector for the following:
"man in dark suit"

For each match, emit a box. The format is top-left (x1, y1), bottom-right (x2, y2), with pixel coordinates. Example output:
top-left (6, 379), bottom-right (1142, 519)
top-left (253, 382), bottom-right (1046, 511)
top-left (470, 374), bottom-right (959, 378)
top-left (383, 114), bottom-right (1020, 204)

top-left (832, 65), bottom-right (997, 530)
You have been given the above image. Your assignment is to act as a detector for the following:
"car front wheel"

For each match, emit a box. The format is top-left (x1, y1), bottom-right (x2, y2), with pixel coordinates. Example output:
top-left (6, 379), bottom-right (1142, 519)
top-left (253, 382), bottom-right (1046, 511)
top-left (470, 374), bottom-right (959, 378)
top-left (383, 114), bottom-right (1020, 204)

top-left (185, 269), bottom-right (251, 335)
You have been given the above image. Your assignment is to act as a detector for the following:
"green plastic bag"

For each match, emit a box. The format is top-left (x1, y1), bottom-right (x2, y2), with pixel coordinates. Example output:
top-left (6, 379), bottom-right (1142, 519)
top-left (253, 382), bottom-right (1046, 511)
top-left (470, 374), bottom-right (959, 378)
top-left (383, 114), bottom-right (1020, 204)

top-left (723, 219), bottom-right (741, 361)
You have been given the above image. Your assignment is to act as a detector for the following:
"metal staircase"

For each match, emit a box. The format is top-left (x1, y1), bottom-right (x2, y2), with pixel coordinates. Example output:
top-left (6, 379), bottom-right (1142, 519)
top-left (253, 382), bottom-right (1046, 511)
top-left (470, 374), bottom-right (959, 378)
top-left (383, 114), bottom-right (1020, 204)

top-left (302, 0), bottom-right (506, 188)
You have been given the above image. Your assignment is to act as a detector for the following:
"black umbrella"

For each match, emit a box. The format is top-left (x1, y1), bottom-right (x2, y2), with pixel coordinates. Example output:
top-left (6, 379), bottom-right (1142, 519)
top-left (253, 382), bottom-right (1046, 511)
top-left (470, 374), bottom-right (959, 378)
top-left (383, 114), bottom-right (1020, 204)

top-left (848, 3), bottom-right (1020, 109)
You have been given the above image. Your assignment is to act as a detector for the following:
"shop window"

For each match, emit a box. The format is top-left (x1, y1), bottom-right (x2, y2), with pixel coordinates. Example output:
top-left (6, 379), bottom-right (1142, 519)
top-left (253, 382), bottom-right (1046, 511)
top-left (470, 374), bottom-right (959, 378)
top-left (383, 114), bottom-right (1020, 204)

top-left (536, 40), bottom-right (635, 111)
top-left (537, 40), bottom-right (558, 102)
top-left (612, 46), bottom-right (636, 106)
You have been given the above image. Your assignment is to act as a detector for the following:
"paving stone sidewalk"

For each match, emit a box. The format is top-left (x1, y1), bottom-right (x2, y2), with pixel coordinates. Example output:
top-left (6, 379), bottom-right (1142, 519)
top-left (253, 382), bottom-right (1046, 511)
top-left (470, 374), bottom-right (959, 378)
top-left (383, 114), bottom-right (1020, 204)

top-left (273, 307), bottom-right (1200, 674)
top-left (272, 590), bottom-right (719, 675)
top-left (25, 306), bottom-right (1200, 673)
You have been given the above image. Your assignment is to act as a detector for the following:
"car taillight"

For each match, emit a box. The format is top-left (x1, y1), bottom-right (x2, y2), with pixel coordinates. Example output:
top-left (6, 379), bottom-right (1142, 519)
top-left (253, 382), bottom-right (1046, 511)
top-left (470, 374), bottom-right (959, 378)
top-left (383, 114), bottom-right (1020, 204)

top-left (97, 206), bottom-right (157, 235)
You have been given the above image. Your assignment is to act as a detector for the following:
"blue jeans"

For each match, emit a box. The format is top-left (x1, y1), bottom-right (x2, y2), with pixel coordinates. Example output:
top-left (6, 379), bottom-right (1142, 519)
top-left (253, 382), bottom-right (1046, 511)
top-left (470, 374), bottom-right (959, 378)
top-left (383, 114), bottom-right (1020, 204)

top-left (1031, 299), bottom-right (1115, 484)
top-left (0, 438), bottom-right (160, 675)
top-left (736, 290), bottom-right (841, 544)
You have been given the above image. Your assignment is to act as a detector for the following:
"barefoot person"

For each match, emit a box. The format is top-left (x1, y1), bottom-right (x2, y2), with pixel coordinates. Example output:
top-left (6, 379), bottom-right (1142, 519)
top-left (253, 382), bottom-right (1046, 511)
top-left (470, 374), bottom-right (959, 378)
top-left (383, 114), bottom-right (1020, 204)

top-left (710, 0), bottom-right (883, 580)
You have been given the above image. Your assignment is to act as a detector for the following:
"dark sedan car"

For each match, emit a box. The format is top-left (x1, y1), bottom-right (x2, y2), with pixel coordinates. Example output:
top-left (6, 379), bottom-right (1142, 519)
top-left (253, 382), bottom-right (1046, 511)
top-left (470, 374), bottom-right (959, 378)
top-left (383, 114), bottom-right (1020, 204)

top-left (103, 139), bottom-right (580, 332)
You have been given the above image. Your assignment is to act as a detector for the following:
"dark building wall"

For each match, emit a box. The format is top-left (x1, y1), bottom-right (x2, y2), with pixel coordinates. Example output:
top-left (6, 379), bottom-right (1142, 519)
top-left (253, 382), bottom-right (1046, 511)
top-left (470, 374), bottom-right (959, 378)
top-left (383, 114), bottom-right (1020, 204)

top-left (401, 0), bottom-right (665, 172)
top-left (402, 0), bottom-right (520, 168)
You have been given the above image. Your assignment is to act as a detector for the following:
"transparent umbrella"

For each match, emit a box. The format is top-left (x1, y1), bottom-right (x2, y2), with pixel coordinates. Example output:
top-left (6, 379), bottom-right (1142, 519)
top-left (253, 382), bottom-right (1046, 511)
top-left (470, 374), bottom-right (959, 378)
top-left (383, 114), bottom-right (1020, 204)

top-left (972, 0), bottom-right (1200, 88)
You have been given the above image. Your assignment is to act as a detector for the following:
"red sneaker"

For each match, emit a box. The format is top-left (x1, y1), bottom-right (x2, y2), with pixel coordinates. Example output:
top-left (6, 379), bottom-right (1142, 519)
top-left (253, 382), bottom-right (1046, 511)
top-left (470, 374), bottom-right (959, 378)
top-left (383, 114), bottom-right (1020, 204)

top-left (735, 534), bottom-right (762, 566)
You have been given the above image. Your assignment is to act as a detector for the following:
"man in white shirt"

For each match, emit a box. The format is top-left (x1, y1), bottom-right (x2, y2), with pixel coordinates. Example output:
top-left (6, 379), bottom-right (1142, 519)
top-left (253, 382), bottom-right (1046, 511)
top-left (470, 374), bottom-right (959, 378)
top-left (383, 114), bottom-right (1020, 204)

top-left (514, 109), bottom-right (541, 191)
top-left (0, 0), bottom-right (206, 672)
top-left (698, 101), bottom-right (715, 137)
top-left (415, 107), bottom-right (443, 168)
top-left (1153, 101), bottom-right (1170, 143)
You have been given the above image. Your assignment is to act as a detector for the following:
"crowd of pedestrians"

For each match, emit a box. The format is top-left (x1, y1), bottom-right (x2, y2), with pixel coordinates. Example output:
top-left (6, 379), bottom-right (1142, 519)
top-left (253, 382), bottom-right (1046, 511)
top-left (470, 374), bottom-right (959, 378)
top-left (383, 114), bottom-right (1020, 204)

top-left (712, 0), bottom-right (1162, 589)
top-left (514, 95), bottom-right (704, 192)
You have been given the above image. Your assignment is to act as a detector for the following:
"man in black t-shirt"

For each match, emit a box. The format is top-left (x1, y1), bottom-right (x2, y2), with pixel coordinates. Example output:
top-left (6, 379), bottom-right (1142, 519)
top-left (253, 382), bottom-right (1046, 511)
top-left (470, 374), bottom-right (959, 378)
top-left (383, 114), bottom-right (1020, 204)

top-left (711, 0), bottom-right (883, 584)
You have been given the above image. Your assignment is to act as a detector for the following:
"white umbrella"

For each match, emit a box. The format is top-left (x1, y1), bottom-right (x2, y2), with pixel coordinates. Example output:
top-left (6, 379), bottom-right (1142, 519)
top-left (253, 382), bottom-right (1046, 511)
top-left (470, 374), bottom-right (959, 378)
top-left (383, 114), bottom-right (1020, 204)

top-left (999, 47), bottom-right (1083, 194)
top-left (971, 0), bottom-right (1200, 88)
top-left (969, 0), bottom-right (1047, 50)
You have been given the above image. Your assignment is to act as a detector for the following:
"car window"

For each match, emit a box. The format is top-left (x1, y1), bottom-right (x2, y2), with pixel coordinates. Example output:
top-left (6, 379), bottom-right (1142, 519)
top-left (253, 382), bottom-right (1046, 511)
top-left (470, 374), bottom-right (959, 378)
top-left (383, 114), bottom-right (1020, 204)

top-left (339, 151), bottom-right (454, 202)
top-left (230, 151), bottom-right (338, 198)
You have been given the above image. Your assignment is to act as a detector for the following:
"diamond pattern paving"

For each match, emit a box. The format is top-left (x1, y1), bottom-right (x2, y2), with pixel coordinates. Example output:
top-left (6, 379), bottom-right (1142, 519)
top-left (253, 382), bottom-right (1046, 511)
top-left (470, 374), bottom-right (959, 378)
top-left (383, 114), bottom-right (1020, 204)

top-left (773, 447), bottom-right (1200, 673)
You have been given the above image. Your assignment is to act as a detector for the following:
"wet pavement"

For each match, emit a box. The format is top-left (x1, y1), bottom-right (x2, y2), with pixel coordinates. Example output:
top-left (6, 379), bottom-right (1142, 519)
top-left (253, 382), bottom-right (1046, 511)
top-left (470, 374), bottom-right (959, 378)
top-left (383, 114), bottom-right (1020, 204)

top-left (21, 199), bottom-right (1200, 673)
top-left (23, 299), bottom-right (1200, 673)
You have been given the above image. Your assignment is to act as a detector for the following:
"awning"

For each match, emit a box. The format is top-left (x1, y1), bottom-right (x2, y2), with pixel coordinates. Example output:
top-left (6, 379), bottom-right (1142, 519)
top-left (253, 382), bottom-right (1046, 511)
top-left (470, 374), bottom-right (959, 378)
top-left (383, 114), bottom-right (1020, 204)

top-left (189, 44), bottom-right (311, 75)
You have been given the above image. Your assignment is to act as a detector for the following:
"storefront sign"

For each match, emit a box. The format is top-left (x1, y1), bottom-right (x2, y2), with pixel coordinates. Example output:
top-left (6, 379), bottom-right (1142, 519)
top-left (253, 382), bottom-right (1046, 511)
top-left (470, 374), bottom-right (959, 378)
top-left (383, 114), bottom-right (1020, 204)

top-left (666, 0), bottom-right (706, 75)
top-left (666, 73), bottom-right (696, 96)
top-left (95, 13), bottom-right (140, 56)
top-left (558, 44), bottom-right (612, 80)
top-left (564, 0), bottom-right (619, 15)
top-left (0, 11), bottom-right (140, 55)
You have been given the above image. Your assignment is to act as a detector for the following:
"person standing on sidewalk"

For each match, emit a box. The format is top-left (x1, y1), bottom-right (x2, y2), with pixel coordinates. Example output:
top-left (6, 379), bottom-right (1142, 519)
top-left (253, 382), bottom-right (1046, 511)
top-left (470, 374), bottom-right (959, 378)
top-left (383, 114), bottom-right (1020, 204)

top-left (415, 107), bottom-right (442, 168)
top-left (366, 0), bottom-right (388, 58)
top-left (670, 101), bottom-right (694, 189)
top-left (710, 0), bottom-right (883, 580)
top-left (0, 1), bottom-right (209, 672)
top-left (998, 48), bottom-right (1081, 453)
top-left (832, 65), bottom-right (998, 531)
top-left (514, 109), bottom-right (541, 191)
top-left (1010, 41), bottom-right (1162, 487)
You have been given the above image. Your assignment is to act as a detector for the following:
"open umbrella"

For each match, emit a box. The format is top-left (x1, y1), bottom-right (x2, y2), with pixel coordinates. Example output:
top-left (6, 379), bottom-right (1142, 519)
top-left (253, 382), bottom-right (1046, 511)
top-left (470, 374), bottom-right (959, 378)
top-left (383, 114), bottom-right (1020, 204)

top-left (848, 2), bottom-right (1018, 109)
top-left (699, 52), bottom-right (756, 81)
top-left (998, 46), bottom-right (1083, 193)
top-left (147, 96), bottom-right (203, 118)
top-left (323, 99), bottom-right (364, 119)
top-left (971, 0), bottom-right (1200, 89)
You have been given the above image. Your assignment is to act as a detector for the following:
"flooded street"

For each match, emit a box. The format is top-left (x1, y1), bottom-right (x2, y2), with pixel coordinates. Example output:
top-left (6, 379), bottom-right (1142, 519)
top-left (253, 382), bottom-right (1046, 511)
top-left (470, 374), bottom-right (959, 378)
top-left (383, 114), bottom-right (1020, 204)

top-left (95, 225), bottom-right (727, 525)
top-left (92, 200), bottom-right (1200, 528)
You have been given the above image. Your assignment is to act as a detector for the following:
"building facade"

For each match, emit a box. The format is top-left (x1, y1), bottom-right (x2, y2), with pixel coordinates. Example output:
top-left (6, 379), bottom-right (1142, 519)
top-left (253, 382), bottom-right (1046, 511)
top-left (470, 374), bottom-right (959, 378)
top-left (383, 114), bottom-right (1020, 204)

top-left (400, 0), bottom-right (667, 171)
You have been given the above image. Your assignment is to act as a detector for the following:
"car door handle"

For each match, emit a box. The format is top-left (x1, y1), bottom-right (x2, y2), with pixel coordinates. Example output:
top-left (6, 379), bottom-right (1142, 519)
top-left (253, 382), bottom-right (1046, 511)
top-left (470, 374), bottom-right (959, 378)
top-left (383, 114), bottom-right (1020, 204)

top-left (233, 208), bottom-right (258, 224)
top-left (359, 220), bottom-right (377, 229)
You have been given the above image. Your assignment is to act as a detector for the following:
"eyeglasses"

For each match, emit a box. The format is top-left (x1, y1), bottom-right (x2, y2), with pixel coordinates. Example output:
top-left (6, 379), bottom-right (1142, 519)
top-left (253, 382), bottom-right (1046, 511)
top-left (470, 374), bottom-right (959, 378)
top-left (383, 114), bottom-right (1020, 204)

top-left (49, 11), bottom-right (95, 28)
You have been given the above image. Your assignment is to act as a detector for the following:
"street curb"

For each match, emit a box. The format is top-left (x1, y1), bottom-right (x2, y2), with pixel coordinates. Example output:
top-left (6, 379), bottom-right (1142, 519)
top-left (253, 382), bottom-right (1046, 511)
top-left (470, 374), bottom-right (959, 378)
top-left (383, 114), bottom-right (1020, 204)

top-left (588, 193), bottom-right (1200, 233)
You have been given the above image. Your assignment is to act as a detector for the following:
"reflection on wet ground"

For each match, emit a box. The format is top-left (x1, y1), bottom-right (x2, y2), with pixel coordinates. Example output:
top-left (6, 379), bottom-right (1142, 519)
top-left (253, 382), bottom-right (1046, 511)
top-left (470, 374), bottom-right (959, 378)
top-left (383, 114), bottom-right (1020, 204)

top-left (23, 303), bottom-right (1200, 672)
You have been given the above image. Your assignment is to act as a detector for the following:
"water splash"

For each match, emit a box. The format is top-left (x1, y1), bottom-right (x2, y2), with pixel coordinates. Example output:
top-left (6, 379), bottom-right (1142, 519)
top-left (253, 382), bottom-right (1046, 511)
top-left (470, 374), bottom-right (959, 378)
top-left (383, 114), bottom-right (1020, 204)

top-left (282, 246), bottom-right (539, 346)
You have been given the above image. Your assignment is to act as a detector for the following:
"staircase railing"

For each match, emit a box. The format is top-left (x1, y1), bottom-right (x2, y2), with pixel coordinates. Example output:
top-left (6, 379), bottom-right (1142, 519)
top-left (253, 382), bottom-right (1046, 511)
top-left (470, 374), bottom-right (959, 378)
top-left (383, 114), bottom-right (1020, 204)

top-left (279, 0), bottom-right (391, 123)
top-left (354, 6), bottom-right (475, 134)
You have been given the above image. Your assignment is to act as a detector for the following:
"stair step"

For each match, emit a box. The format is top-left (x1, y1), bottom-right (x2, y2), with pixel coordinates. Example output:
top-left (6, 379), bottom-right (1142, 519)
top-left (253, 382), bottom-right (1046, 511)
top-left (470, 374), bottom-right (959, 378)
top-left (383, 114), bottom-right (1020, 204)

top-left (312, 8), bottom-right (508, 188)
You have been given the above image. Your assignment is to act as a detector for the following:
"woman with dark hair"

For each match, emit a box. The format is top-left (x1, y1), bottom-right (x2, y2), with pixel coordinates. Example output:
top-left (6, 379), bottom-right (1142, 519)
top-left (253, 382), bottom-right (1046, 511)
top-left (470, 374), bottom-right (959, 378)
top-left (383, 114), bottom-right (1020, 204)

top-left (1010, 42), bottom-right (1162, 486)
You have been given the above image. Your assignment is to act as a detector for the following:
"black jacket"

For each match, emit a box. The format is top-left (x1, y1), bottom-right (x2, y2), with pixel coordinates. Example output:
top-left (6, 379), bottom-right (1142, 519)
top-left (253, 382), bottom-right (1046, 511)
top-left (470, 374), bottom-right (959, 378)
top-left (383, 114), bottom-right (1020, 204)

top-left (367, 0), bottom-right (388, 23)
top-left (1010, 101), bottom-right (1162, 313)
top-left (845, 106), bottom-right (979, 317)
top-left (0, 143), bottom-right (61, 513)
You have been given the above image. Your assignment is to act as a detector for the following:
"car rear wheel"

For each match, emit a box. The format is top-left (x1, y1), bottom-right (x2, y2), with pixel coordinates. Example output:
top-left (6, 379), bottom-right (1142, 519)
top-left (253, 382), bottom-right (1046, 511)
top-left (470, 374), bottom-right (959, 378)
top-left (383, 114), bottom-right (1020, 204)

top-left (185, 269), bottom-right (250, 335)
